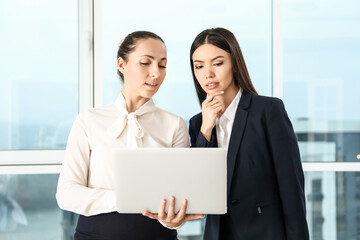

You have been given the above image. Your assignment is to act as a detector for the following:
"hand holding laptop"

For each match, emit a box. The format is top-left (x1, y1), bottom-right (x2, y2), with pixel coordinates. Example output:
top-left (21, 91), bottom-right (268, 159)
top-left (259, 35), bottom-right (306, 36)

top-left (143, 196), bottom-right (204, 228)
top-left (112, 148), bottom-right (227, 229)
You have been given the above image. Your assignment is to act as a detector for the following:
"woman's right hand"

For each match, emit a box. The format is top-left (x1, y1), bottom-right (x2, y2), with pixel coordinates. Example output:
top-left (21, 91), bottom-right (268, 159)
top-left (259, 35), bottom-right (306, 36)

top-left (200, 91), bottom-right (225, 141)
top-left (143, 196), bottom-right (204, 229)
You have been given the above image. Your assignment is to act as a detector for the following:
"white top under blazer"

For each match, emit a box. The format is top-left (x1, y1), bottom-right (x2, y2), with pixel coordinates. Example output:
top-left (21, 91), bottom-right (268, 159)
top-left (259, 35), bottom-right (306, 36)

top-left (56, 93), bottom-right (189, 216)
top-left (216, 89), bottom-right (242, 151)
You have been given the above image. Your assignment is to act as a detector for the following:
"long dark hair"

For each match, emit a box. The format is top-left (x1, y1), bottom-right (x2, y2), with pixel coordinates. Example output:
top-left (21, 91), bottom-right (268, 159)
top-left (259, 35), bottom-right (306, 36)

top-left (190, 27), bottom-right (257, 104)
top-left (117, 31), bottom-right (165, 82)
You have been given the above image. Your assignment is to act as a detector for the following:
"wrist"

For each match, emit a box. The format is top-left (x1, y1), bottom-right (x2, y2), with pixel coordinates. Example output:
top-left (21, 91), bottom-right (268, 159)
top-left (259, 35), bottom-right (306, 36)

top-left (159, 220), bottom-right (185, 229)
top-left (200, 125), bottom-right (213, 142)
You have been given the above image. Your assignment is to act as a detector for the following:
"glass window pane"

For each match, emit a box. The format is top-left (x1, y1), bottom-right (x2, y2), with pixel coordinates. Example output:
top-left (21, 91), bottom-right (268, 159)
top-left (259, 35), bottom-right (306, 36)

top-left (283, 0), bottom-right (360, 162)
top-left (0, 174), bottom-right (77, 239)
top-left (0, 0), bottom-right (78, 150)
top-left (305, 171), bottom-right (360, 240)
top-left (102, 0), bottom-right (272, 124)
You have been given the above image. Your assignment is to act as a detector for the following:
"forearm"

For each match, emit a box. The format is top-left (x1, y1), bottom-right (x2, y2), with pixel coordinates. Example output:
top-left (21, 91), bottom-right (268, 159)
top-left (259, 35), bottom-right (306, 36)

top-left (194, 129), bottom-right (217, 147)
top-left (56, 181), bottom-right (116, 216)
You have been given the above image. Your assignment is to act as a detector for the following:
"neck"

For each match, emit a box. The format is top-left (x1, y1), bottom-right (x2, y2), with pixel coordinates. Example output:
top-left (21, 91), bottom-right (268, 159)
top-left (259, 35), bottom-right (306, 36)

top-left (121, 88), bottom-right (149, 113)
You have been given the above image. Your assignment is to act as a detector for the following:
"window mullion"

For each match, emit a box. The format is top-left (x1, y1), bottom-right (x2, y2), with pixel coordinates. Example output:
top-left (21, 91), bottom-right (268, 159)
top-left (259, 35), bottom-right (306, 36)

top-left (79, 0), bottom-right (95, 112)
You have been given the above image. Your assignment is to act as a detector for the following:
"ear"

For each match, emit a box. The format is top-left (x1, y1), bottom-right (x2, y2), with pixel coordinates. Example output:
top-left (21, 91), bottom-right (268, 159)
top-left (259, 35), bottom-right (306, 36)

top-left (117, 57), bottom-right (126, 74)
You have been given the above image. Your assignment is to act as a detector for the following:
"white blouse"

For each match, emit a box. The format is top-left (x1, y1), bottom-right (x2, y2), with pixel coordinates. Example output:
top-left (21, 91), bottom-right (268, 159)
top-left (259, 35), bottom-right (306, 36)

top-left (56, 94), bottom-right (189, 216)
top-left (216, 89), bottom-right (242, 151)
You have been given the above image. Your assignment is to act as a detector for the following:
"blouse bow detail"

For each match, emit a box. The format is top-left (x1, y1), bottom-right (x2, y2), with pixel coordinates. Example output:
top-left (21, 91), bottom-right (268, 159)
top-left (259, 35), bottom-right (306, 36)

top-left (107, 94), bottom-right (156, 147)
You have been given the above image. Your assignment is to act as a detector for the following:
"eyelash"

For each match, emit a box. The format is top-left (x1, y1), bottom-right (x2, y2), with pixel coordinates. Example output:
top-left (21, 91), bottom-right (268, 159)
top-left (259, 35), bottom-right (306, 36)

top-left (141, 62), bottom-right (166, 69)
top-left (194, 62), bottom-right (223, 69)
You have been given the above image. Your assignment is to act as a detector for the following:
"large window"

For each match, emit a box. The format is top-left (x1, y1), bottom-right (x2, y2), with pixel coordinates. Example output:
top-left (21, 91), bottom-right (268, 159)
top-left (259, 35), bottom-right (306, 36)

top-left (0, 0), bottom-right (78, 150)
top-left (283, 0), bottom-right (360, 239)
top-left (305, 172), bottom-right (360, 239)
top-left (100, 0), bottom-right (273, 122)
top-left (1, 0), bottom-right (359, 239)
top-left (0, 174), bottom-right (66, 239)
top-left (283, 0), bottom-right (360, 163)
top-left (0, 0), bottom-right (78, 239)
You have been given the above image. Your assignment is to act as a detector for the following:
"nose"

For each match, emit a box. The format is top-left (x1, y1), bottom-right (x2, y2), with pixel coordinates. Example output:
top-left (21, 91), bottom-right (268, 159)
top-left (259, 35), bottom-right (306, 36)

top-left (205, 66), bottom-right (214, 79)
top-left (150, 66), bottom-right (161, 79)
top-left (150, 73), bottom-right (157, 78)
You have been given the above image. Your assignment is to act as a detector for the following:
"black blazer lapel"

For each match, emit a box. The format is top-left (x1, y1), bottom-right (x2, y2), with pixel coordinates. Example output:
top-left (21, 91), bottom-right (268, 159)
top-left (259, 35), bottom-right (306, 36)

top-left (227, 90), bottom-right (252, 196)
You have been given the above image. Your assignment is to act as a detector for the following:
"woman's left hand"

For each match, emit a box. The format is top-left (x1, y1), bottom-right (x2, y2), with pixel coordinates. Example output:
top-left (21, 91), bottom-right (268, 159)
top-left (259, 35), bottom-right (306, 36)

top-left (143, 196), bottom-right (205, 229)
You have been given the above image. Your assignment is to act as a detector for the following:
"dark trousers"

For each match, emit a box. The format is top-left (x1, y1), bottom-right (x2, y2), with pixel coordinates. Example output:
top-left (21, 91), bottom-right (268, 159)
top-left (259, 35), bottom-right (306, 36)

top-left (219, 214), bottom-right (240, 240)
top-left (75, 212), bottom-right (177, 240)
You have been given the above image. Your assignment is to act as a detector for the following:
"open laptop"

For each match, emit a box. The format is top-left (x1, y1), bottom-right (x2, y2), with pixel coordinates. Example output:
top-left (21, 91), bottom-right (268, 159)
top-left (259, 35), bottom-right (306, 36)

top-left (112, 148), bottom-right (227, 214)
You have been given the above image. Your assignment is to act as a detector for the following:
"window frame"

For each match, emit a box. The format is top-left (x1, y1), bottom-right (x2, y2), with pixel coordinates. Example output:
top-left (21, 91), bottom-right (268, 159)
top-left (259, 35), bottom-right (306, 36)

top-left (1, 0), bottom-right (359, 173)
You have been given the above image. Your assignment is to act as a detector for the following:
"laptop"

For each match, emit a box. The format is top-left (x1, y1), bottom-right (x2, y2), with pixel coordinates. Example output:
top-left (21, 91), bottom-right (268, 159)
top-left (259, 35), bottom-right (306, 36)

top-left (112, 148), bottom-right (227, 214)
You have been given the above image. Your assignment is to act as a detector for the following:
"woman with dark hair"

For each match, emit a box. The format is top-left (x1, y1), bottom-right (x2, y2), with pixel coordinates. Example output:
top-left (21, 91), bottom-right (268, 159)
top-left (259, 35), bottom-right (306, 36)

top-left (56, 31), bottom-right (202, 240)
top-left (189, 27), bottom-right (309, 240)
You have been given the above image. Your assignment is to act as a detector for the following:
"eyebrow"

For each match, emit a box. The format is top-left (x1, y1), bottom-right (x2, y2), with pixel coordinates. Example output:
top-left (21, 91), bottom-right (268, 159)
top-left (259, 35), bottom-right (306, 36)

top-left (140, 55), bottom-right (167, 61)
top-left (193, 55), bottom-right (224, 63)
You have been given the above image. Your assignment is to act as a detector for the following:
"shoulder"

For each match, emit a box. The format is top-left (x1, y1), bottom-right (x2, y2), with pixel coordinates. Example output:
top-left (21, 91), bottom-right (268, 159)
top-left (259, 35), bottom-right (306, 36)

top-left (251, 94), bottom-right (282, 106)
top-left (87, 103), bottom-right (116, 116)
top-left (247, 94), bottom-right (285, 113)
top-left (76, 103), bottom-right (117, 125)
top-left (153, 107), bottom-right (187, 129)
top-left (154, 107), bottom-right (183, 121)
top-left (189, 112), bottom-right (203, 133)
top-left (189, 112), bottom-right (202, 128)
top-left (249, 95), bottom-right (291, 126)
top-left (189, 112), bottom-right (202, 124)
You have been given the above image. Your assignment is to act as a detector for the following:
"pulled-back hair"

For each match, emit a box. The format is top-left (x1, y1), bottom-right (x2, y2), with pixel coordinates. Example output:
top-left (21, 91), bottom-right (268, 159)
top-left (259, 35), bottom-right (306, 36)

top-left (117, 31), bottom-right (165, 81)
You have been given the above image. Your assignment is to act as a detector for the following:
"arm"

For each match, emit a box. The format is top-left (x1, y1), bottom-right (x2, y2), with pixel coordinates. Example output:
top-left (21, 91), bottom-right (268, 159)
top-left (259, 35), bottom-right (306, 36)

top-left (265, 99), bottom-right (309, 240)
top-left (189, 92), bottom-right (224, 147)
top-left (172, 117), bottom-right (190, 148)
top-left (56, 115), bottom-right (116, 216)
top-left (189, 115), bottom-right (217, 148)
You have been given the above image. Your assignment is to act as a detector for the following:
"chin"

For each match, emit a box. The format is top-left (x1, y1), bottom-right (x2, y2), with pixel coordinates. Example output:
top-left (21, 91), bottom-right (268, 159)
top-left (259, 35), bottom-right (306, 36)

top-left (206, 88), bottom-right (222, 94)
top-left (141, 91), bottom-right (157, 99)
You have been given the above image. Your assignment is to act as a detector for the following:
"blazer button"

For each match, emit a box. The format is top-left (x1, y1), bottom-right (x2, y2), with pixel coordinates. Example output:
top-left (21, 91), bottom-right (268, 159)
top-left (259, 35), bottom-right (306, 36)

top-left (230, 199), bottom-right (238, 206)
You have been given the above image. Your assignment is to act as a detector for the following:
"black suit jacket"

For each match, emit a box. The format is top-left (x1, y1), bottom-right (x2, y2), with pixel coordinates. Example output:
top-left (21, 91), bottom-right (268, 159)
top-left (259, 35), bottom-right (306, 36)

top-left (189, 91), bottom-right (309, 240)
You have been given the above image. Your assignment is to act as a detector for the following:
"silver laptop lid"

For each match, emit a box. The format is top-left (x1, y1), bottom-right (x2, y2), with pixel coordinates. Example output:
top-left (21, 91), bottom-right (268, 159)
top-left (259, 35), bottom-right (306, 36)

top-left (112, 148), bottom-right (227, 214)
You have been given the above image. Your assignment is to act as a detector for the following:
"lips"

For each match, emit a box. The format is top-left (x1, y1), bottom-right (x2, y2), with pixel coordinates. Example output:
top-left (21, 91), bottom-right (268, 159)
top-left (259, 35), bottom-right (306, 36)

top-left (145, 82), bottom-right (158, 88)
top-left (205, 82), bottom-right (219, 90)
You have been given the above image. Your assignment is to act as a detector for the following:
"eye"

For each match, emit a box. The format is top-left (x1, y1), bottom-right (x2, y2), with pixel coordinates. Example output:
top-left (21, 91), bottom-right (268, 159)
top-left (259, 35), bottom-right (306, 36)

top-left (194, 65), bottom-right (203, 69)
top-left (140, 62), bottom-right (150, 66)
top-left (159, 65), bottom-right (166, 69)
top-left (214, 62), bottom-right (223, 66)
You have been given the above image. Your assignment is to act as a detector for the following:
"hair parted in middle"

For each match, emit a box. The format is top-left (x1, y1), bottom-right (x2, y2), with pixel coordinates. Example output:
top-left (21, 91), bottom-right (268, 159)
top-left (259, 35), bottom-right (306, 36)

top-left (190, 27), bottom-right (258, 104)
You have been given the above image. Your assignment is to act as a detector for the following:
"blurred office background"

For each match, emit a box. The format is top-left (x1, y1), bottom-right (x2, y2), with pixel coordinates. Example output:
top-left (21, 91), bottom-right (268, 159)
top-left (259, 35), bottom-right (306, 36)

top-left (0, 0), bottom-right (359, 239)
